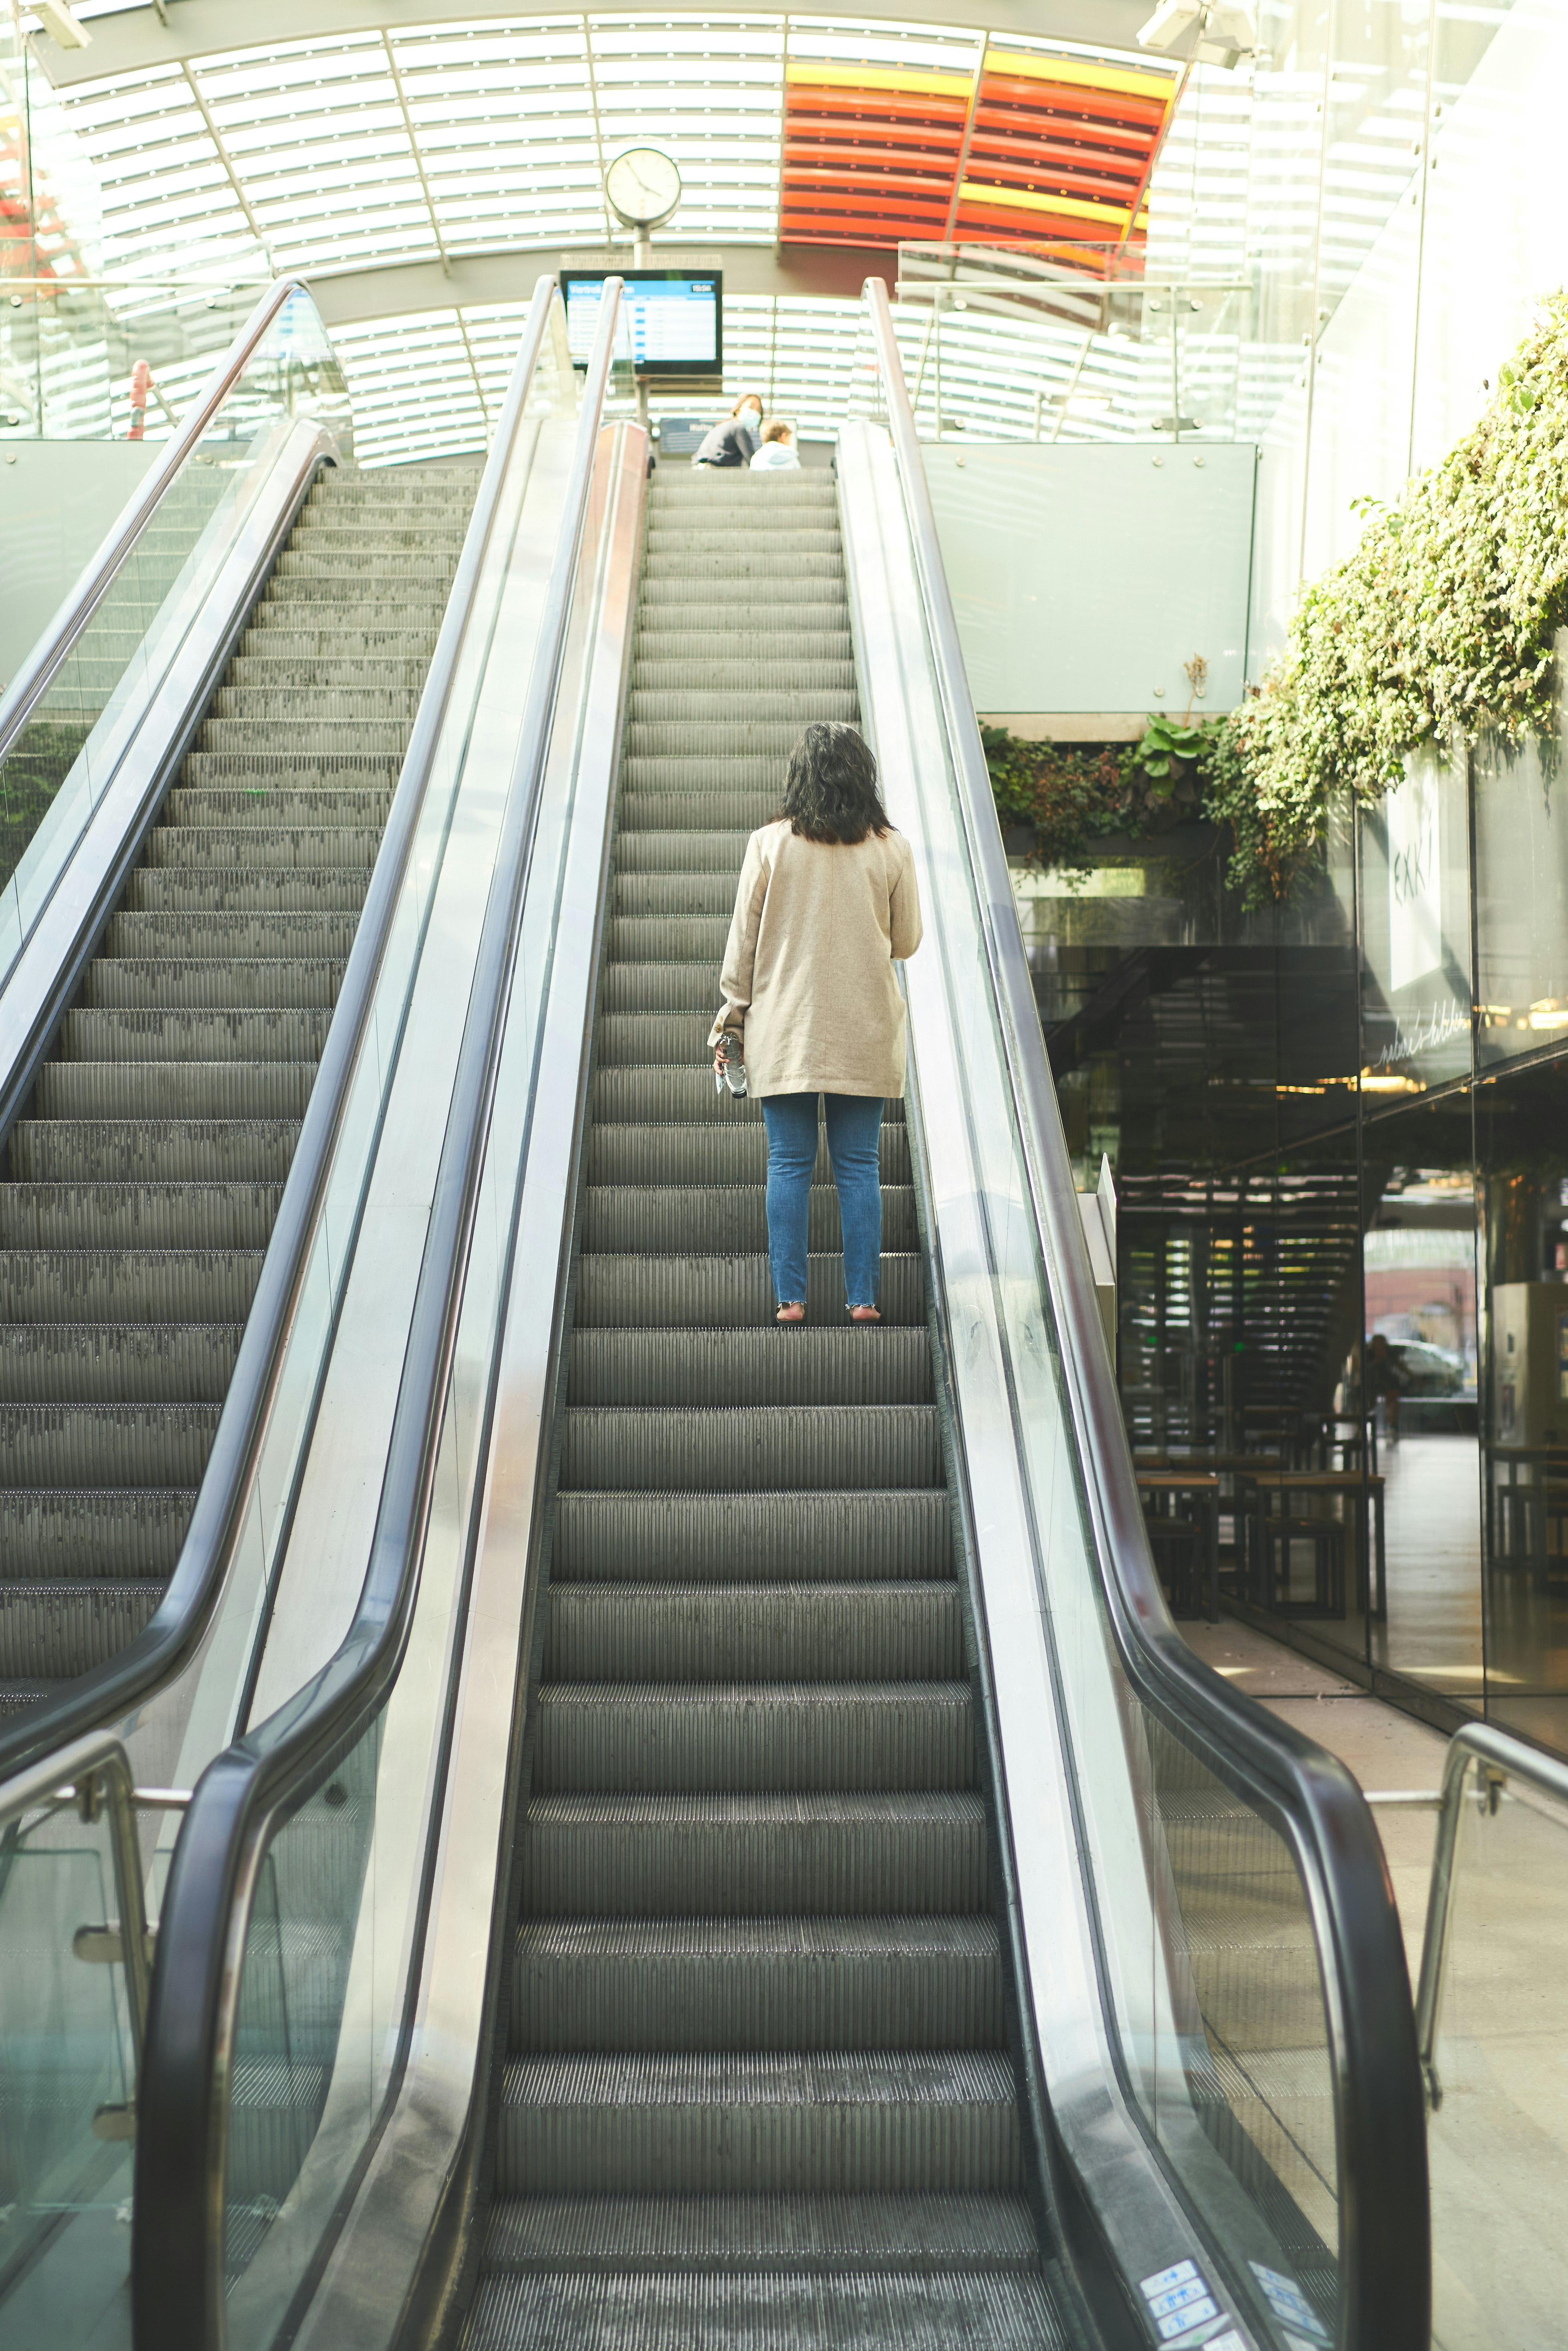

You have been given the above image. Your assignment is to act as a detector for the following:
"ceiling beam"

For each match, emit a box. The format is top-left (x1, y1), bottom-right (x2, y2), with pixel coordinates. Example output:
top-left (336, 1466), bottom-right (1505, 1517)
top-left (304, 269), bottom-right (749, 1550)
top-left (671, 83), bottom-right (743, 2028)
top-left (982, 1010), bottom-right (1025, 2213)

top-left (32, 0), bottom-right (1156, 91)
top-left (304, 242), bottom-right (897, 328)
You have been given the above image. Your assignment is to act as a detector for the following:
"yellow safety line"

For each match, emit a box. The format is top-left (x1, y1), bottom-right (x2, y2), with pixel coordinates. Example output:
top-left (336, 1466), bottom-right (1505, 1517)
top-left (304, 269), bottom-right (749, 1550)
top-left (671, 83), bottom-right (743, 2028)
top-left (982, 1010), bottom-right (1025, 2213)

top-left (983, 48), bottom-right (1176, 103)
top-left (959, 179), bottom-right (1148, 227)
top-left (785, 60), bottom-right (975, 99)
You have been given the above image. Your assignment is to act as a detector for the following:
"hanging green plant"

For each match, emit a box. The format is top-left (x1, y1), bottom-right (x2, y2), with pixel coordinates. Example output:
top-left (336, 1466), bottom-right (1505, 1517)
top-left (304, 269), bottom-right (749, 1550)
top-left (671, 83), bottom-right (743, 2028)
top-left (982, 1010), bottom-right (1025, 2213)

top-left (1208, 288), bottom-right (1568, 903)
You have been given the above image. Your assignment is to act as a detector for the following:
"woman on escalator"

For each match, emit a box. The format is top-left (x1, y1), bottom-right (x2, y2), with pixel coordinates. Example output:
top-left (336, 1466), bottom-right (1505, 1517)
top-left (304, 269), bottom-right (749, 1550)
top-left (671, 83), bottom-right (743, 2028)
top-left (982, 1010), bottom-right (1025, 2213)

top-left (709, 721), bottom-right (923, 1324)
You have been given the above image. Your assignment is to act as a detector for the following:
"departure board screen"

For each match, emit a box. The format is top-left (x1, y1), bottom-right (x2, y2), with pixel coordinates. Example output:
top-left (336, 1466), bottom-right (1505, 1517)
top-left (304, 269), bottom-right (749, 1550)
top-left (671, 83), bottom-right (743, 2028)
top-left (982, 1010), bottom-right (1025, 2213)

top-left (561, 270), bottom-right (723, 376)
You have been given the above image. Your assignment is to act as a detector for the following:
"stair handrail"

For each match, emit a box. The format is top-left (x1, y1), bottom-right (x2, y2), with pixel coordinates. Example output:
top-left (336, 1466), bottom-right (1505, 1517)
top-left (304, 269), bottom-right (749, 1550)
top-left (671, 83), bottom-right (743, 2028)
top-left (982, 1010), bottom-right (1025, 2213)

top-left (129, 281), bottom-right (628, 2351)
top-left (860, 272), bottom-right (1431, 2351)
top-left (0, 275), bottom-right (560, 1785)
top-left (0, 277), bottom-right (309, 764)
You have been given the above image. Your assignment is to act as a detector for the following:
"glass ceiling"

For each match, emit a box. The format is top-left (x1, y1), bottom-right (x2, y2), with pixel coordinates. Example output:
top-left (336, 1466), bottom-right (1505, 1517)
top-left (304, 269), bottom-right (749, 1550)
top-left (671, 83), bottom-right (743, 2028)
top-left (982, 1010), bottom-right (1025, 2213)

top-left (44, 15), bottom-right (1167, 286)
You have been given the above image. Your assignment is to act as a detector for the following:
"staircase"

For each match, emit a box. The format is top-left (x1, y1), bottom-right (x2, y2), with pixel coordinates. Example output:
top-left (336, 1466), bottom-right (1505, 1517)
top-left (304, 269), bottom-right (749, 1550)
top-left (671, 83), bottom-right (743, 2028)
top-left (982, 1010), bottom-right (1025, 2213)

top-left (0, 460), bottom-right (480, 1710)
top-left (467, 467), bottom-right (1061, 2346)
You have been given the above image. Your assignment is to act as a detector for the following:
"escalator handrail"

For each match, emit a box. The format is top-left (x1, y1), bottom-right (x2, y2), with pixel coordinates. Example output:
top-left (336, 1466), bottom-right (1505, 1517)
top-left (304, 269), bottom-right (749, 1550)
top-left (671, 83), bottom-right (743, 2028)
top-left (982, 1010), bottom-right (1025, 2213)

top-left (0, 276), bottom-right (561, 1786)
top-left (0, 276), bottom-right (309, 766)
top-left (130, 282), bottom-right (627, 2351)
top-left (861, 275), bottom-right (1430, 2351)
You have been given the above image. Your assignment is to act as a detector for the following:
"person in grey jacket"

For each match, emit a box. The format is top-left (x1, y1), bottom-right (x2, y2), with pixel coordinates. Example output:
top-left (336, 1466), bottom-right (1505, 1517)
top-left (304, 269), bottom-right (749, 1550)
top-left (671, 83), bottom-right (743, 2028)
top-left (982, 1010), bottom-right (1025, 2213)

top-left (694, 392), bottom-right (763, 468)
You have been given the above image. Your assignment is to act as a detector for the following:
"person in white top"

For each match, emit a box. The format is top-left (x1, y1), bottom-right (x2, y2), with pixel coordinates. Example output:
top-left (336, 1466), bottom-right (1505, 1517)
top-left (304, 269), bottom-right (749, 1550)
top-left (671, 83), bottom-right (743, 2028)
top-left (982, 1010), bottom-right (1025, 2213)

top-left (750, 419), bottom-right (802, 471)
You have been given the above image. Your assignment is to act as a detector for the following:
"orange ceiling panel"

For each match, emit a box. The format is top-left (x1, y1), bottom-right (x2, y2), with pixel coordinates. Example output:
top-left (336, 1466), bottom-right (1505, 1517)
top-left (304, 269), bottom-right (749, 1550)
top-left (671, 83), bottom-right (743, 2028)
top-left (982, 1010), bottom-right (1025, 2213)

top-left (779, 48), bottom-right (1175, 258)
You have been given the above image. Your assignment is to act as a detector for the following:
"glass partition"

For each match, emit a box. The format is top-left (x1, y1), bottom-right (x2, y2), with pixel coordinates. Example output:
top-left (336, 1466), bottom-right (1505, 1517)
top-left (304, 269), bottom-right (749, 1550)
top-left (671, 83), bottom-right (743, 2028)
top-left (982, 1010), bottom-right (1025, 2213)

top-left (0, 284), bottom-right (353, 989)
top-left (213, 332), bottom-right (631, 2351)
top-left (1425, 1740), bottom-right (1568, 2351)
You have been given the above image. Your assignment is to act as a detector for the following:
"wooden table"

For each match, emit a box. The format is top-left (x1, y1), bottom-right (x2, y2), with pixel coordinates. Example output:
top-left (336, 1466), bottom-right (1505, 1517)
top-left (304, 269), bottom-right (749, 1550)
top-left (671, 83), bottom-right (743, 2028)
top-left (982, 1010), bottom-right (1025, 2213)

top-left (1136, 1470), bottom-right (1220, 1622)
top-left (1239, 1470), bottom-right (1387, 1621)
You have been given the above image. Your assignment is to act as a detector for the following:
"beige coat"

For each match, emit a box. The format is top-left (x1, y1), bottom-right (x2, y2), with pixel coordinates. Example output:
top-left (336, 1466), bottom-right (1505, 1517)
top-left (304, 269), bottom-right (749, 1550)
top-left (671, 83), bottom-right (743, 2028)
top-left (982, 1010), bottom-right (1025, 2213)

top-left (708, 819), bottom-right (923, 1098)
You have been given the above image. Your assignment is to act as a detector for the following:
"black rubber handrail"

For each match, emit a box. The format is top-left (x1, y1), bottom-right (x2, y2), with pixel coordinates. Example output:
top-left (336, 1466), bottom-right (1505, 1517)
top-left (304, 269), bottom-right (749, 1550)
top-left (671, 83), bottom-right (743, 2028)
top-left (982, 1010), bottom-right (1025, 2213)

top-left (0, 277), bottom-right (308, 765)
top-left (131, 282), bottom-right (627, 2351)
top-left (0, 274), bottom-right (561, 1786)
top-left (862, 275), bottom-right (1430, 2351)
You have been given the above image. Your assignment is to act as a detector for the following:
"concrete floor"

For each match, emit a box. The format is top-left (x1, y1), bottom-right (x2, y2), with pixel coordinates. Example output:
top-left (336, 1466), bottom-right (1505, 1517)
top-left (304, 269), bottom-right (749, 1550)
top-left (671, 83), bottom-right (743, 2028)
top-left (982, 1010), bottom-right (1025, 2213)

top-left (1182, 1614), bottom-right (1568, 2351)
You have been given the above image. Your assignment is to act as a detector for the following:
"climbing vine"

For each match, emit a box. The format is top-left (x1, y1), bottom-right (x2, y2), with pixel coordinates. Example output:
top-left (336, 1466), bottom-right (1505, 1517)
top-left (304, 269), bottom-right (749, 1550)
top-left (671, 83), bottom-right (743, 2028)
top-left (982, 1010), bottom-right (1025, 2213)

top-left (988, 291), bottom-right (1568, 905)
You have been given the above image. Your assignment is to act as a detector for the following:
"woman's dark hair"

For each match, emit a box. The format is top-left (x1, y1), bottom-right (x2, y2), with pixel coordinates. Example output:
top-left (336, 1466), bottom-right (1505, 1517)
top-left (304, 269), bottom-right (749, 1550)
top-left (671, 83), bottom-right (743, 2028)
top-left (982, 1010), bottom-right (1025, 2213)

top-left (781, 721), bottom-right (889, 845)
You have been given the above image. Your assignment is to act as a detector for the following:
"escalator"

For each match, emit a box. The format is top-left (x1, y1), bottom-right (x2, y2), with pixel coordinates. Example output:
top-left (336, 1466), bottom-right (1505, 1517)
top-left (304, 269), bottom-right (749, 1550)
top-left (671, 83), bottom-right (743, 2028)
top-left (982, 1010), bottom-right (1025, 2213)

top-left (0, 462), bottom-right (476, 1709)
top-left (1, 277), bottom-right (1430, 2351)
top-left (472, 463), bottom-right (1048, 2339)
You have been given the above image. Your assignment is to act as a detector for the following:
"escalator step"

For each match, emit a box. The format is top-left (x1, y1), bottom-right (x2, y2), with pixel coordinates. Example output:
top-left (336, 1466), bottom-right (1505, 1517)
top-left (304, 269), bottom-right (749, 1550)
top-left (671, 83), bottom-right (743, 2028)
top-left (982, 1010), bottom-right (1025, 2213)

top-left (0, 1580), bottom-right (162, 1678)
top-left (533, 1681), bottom-right (974, 1794)
top-left (33, 1064), bottom-right (318, 1120)
top-left (84, 959), bottom-right (344, 1010)
top-left (566, 1323), bottom-right (928, 1404)
top-left (465, 2269), bottom-right (1065, 2349)
top-left (510, 1915), bottom-right (1002, 2051)
top-left (0, 1401), bottom-right (219, 1484)
top-left (480, 2189), bottom-right (1038, 2273)
top-left (518, 1792), bottom-right (984, 1917)
top-left (551, 1489), bottom-right (952, 1583)
top-left (544, 1582), bottom-right (960, 1681)
top-left (583, 1124), bottom-right (911, 1187)
top-left (0, 1323), bottom-right (243, 1401)
top-left (0, 1182), bottom-right (281, 1247)
top-left (0, 1485), bottom-right (193, 1576)
top-left (559, 1399), bottom-right (938, 1488)
top-left (497, 2049), bottom-right (1018, 2193)
top-left (569, 1255), bottom-right (924, 1328)
top-left (6, 1120), bottom-right (303, 1183)
top-left (0, 1249), bottom-right (263, 1322)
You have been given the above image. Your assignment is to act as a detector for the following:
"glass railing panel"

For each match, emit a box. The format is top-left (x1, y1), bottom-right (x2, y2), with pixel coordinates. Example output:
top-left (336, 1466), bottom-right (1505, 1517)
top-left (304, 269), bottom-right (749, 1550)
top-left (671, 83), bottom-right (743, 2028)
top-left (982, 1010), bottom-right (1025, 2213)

top-left (0, 286), bottom-right (352, 993)
top-left (215, 378), bottom-right (623, 2351)
top-left (1426, 1746), bottom-right (1568, 2349)
top-left (0, 1785), bottom-right (138, 2333)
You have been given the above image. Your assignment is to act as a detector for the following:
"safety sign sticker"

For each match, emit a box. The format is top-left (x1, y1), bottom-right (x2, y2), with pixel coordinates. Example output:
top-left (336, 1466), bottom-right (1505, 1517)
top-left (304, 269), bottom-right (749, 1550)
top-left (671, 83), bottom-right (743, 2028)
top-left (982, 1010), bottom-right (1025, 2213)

top-left (1248, 2263), bottom-right (1329, 2343)
top-left (1137, 2258), bottom-right (1226, 2343)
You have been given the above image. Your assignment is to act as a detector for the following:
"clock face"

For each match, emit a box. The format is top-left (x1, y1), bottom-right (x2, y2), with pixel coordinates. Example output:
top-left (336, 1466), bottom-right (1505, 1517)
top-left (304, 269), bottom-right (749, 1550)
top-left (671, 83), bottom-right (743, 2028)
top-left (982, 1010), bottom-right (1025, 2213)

top-left (605, 145), bottom-right (682, 229)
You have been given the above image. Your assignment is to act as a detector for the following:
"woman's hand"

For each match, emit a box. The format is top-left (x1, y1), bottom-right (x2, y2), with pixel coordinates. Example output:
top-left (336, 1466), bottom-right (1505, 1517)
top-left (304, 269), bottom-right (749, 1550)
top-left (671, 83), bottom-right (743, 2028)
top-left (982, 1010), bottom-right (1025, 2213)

top-left (713, 1043), bottom-right (730, 1077)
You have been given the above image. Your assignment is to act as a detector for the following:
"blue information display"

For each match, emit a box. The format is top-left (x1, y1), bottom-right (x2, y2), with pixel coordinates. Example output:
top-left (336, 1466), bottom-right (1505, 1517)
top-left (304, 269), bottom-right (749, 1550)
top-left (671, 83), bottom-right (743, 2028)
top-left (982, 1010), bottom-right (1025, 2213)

top-left (561, 269), bottom-right (723, 376)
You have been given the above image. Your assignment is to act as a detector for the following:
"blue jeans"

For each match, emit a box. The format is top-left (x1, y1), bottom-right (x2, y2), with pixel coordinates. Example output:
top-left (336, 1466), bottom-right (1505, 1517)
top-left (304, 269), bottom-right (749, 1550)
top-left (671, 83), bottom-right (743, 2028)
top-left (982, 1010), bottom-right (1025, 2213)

top-left (760, 1092), bottom-right (884, 1309)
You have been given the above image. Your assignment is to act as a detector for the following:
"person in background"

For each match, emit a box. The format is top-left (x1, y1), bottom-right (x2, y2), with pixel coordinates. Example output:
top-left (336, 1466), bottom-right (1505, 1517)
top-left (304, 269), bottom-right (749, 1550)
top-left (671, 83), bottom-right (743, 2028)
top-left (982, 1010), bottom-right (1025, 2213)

top-left (694, 392), bottom-right (763, 469)
top-left (750, 418), bottom-right (801, 471)
top-left (710, 722), bottom-right (923, 1324)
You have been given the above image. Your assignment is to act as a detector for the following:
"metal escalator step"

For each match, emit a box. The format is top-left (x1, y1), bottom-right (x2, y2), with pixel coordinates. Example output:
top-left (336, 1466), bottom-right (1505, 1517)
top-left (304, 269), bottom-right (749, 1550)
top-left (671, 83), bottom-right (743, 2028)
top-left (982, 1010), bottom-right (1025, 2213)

top-left (207, 687), bottom-right (421, 723)
top-left (165, 787), bottom-right (394, 827)
top-left (0, 1323), bottom-right (243, 1402)
top-left (625, 721), bottom-right (815, 758)
top-left (567, 1323), bottom-right (927, 1405)
top-left (0, 1248), bottom-right (263, 1323)
top-left (633, 629), bottom-right (851, 660)
top-left (497, 2049), bottom-right (1015, 2193)
top-left (553, 1490), bottom-right (952, 1584)
top-left (591, 1071), bottom-right (905, 1126)
top-left (615, 792), bottom-right (779, 833)
top-left (630, 662), bottom-right (855, 696)
top-left (584, 1125), bottom-right (911, 1188)
top-left (104, 910), bottom-right (362, 959)
top-left (570, 1256), bottom-right (922, 1329)
top-left (640, 553), bottom-right (844, 585)
top-left (0, 1580), bottom-right (162, 1678)
top-left (6, 1120), bottom-right (302, 1184)
top-left (600, 965), bottom-right (720, 1012)
top-left (628, 690), bottom-right (855, 726)
top-left (198, 716), bottom-right (411, 754)
top-left (181, 751), bottom-right (401, 787)
top-left (595, 1005), bottom-right (729, 1056)
top-left (645, 526), bottom-right (842, 553)
top-left (465, 2268), bottom-right (1061, 2348)
top-left (0, 1182), bottom-right (281, 1248)
top-left (481, 2189), bottom-right (1038, 2274)
top-left (0, 1402), bottom-right (219, 1485)
top-left (145, 826), bottom-right (382, 871)
top-left (544, 1583), bottom-right (961, 1681)
top-left (0, 1486), bottom-right (193, 1577)
top-left (578, 1184), bottom-right (917, 1259)
top-left (604, 915), bottom-right (726, 961)
top-left (123, 867), bottom-right (370, 915)
top-left (58, 1007), bottom-right (330, 1062)
top-left (639, 578), bottom-right (847, 611)
top-left (512, 1915), bottom-right (1001, 2051)
top-left (623, 756), bottom-right (788, 790)
top-left (534, 1681), bottom-right (973, 1795)
top-left (560, 1401), bottom-right (937, 1489)
top-left (226, 657), bottom-right (430, 691)
top-left (33, 1062), bottom-right (318, 1120)
top-left (613, 831), bottom-right (750, 872)
top-left (519, 1792), bottom-right (982, 1917)
top-left (84, 959), bottom-right (343, 1010)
